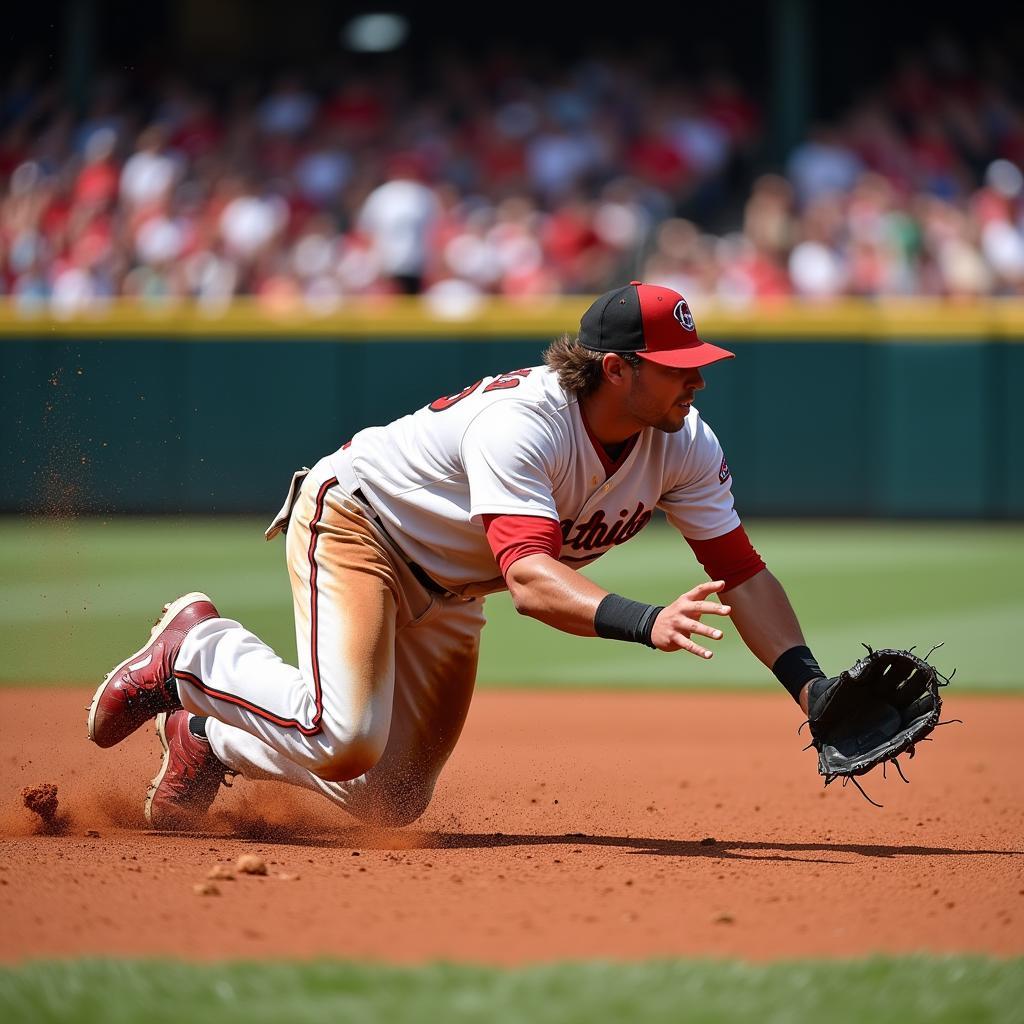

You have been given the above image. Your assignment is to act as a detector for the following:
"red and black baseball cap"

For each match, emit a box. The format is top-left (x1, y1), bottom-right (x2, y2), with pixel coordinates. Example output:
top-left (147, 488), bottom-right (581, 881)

top-left (578, 281), bottom-right (734, 369)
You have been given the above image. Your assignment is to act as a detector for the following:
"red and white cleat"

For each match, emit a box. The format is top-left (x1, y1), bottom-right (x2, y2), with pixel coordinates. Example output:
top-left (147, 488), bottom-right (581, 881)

top-left (87, 592), bottom-right (218, 749)
top-left (145, 711), bottom-right (232, 830)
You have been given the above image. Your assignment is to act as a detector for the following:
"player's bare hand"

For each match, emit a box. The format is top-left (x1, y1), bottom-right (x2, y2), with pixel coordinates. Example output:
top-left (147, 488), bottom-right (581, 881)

top-left (650, 580), bottom-right (731, 657)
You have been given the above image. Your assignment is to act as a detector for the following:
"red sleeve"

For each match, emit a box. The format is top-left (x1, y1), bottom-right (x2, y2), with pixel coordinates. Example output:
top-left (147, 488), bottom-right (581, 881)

top-left (685, 525), bottom-right (766, 591)
top-left (482, 514), bottom-right (563, 577)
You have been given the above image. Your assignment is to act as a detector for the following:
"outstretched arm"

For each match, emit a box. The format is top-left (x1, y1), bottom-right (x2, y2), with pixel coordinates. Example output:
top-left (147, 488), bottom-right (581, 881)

top-left (721, 568), bottom-right (804, 668)
top-left (505, 553), bottom-right (731, 658)
top-left (722, 568), bottom-right (820, 712)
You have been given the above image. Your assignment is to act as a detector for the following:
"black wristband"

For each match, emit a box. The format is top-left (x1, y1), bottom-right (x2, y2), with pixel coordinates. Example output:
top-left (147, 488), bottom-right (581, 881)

top-left (594, 594), bottom-right (664, 649)
top-left (772, 645), bottom-right (825, 704)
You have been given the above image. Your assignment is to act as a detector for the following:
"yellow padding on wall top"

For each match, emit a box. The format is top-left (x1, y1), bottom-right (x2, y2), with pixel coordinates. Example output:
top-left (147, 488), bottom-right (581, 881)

top-left (1, 297), bottom-right (1023, 341)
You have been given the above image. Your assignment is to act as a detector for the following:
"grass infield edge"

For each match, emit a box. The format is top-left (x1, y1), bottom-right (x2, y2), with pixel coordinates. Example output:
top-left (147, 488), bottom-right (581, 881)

top-left (1, 955), bottom-right (1022, 1024)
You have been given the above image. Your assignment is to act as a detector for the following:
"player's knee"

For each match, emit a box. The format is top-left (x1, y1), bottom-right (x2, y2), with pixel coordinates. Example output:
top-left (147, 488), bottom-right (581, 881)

top-left (309, 706), bottom-right (391, 782)
top-left (312, 731), bottom-right (387, 783)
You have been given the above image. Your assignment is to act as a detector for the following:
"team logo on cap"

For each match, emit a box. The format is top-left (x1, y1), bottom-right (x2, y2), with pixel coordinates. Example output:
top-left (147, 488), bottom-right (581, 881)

top-left (673, 300), bottom-right (695, 332)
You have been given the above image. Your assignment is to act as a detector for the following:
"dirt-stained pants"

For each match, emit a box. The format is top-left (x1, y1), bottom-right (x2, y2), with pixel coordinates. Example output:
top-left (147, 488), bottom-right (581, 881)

top-left (174, 456), bottom-right (485, 827)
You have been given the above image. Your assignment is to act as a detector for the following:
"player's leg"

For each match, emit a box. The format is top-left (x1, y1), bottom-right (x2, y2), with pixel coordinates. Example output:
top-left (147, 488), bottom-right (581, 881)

top-left (203, 586), bottom-right (484, 828)
top-left (320, 592), bottom-right (484, 825)
top-left (174, 463), bottom-right (400, 782)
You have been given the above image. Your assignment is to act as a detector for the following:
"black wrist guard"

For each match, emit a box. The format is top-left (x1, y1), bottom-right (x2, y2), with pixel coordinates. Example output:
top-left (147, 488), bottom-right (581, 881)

top-left (594, 594), bottom-right (664, 648)
top-left (772, 644), bottom-right (825, 704)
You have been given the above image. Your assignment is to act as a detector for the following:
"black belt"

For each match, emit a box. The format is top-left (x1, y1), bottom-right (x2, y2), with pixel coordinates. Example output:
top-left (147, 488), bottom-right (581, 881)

top-left (352, 489), bottom-right (452, 597)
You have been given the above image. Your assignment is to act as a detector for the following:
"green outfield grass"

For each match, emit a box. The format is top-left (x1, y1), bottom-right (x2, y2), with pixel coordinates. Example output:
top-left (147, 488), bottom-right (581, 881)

top-left (0, 517), bottom-right (1019, 689)
top-left (1, 957), bottom-right (1021, 1024)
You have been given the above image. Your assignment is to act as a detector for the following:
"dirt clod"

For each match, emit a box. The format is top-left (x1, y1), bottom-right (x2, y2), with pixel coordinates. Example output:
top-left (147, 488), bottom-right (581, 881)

top-left (235, 854), bottom-right (268, 876)
top-left (207, 865), bottom-right (235, 881)
top-left (22, 784), bottom-right (59, 823)
top-left (193, 882), bottom-right (220, 896)
top-left (20, 783), bottom-right (69, 834)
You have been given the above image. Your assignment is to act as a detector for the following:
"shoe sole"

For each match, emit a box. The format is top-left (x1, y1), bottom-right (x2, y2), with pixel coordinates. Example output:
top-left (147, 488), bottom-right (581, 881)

top-left (144, 712), bottom-right (173, 827)
top-left (87, 591), bottom-right (213, 746)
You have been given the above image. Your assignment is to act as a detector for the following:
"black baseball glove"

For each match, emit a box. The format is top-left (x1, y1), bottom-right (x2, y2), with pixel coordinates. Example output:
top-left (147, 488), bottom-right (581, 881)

top-left (804, 645), bottom-right (954, 805)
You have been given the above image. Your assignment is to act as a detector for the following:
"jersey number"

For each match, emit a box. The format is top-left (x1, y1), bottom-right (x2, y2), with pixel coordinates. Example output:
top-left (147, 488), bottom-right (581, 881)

top-left (428, 369), bottom-right (532, 412)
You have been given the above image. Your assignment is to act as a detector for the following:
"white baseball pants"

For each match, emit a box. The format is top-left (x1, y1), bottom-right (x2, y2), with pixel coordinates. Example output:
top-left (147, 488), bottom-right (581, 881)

top-left (173, 456), bottom-right (486, 826)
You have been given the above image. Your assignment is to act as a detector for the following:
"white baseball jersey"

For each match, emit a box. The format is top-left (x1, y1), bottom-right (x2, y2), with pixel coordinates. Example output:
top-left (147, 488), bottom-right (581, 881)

top-left (328, 365), bottom-right (739, 597)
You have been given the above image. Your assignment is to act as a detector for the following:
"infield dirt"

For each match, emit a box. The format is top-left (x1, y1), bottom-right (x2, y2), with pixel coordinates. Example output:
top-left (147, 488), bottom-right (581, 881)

top-left (1, 689), bottom-right (1021, 963)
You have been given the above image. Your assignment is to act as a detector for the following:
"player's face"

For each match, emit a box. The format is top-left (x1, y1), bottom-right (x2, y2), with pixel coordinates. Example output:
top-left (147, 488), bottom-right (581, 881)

top-left (625, 360), bottom-right (706, 433)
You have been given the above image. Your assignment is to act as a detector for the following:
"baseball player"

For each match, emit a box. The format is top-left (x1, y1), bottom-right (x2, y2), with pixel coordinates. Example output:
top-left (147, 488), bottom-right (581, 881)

top-left (87, 282), bottom-right (828, 829)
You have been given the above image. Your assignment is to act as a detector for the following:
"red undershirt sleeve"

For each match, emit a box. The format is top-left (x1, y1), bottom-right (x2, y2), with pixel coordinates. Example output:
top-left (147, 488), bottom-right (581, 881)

top-left (483, 514), bottom-right (563, 577)
top-left (685, 524), bottom-right (766, 590)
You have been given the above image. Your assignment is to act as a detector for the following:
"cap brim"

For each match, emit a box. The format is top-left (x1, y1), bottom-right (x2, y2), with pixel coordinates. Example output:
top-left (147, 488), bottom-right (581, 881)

top-left (637, 340), bottom-right (735, 369)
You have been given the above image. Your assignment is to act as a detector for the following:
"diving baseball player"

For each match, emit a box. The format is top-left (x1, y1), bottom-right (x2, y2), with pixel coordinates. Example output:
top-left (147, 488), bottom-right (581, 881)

top-left (88, 282), bottom-right (831, 828)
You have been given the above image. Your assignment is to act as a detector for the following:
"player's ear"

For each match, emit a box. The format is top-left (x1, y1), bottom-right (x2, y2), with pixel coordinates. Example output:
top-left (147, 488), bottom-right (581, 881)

top-left (601, 353), bottom-right (631, 388)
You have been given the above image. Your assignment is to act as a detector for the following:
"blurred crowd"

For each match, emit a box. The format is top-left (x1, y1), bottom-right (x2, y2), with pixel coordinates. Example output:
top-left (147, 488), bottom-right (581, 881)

top-left (1, 40), bottom-right (1023, 315)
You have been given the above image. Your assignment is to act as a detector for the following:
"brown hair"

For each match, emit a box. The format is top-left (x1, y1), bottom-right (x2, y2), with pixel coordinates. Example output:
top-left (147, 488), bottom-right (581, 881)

top-left (543, 334), bottom-right (639, 398)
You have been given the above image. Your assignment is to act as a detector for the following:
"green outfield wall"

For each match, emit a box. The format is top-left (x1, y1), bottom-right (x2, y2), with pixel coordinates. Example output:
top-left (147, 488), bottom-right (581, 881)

top-left (2, 300), bottom-right (1022, 517)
